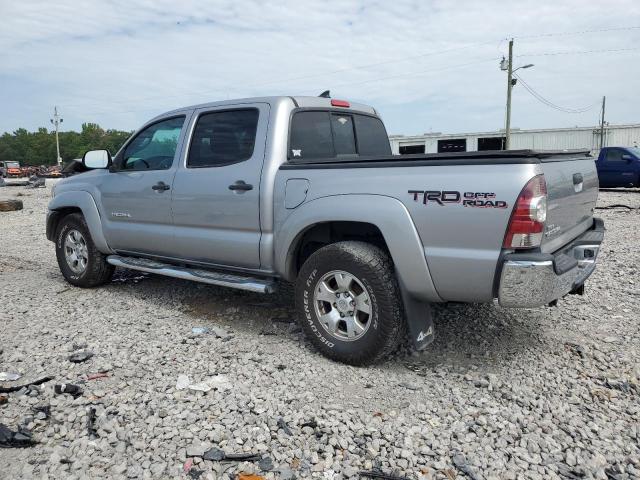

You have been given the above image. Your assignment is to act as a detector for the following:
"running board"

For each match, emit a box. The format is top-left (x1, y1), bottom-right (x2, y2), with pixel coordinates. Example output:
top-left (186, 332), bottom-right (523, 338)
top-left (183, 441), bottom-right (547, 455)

top-left (106, 255), bottom-right (276, 294)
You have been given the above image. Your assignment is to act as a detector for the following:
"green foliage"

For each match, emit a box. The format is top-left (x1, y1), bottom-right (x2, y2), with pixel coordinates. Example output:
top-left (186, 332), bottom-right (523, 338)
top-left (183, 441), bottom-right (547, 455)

top-left (0, 124), bottom-right (133, 166)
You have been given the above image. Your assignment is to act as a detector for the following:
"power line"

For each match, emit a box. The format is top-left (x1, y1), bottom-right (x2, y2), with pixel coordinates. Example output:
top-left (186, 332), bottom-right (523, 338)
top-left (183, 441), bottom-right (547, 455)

top-left (513, 73), bottom-right (599, 113)
top-left (517, 46), bottom-right (640, 57)
top-left (513, 25), bottom-right (640, 39)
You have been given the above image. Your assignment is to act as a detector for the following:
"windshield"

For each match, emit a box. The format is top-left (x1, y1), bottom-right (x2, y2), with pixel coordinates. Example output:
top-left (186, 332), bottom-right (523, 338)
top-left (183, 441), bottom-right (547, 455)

top-left (6, 162), bottom-right (19, 167)
top-left (628, 147), bottom-right (640, 157)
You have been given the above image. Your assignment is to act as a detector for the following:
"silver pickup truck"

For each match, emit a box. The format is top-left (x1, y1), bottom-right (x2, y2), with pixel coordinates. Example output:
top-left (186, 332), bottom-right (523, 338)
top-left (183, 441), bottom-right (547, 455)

top-left (47, 95), bottom-right (604, 364)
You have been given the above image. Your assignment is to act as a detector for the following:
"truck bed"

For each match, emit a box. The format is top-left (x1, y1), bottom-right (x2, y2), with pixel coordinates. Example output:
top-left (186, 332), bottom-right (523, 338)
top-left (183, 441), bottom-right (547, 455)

top-left (281, 149), bottom-right (593, 169)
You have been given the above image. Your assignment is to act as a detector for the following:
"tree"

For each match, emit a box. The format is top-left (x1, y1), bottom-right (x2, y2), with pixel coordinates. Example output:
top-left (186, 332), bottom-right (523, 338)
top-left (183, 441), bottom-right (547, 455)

top-left (0, 124), bottom-right (133, 166)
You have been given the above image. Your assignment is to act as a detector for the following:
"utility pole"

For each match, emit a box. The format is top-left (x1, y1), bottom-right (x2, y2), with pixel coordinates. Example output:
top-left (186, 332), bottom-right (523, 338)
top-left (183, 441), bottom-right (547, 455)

top-left (599, 96), bottom-right (606, 150)
top-left (50, 106), bottom-right (63, 166)
top-left (505, 38), bottom-right (514, 150)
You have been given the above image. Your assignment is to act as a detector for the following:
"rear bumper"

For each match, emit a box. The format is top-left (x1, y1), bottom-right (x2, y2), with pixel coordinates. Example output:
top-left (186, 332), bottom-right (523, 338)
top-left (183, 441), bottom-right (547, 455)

top-left (498, 218), bottom-right (604, 307)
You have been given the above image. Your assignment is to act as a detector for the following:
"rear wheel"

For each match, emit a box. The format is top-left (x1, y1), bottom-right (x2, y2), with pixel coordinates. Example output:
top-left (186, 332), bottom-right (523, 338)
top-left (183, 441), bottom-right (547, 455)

top-left (55, 213), bottom-right (114, 287)
top-left (295, 241), bottom-right (404, 365)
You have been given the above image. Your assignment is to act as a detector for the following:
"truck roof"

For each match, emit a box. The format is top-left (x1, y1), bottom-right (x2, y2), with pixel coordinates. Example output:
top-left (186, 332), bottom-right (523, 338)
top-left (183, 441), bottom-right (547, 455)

top-left (154, 96), bottom-right (377, 121)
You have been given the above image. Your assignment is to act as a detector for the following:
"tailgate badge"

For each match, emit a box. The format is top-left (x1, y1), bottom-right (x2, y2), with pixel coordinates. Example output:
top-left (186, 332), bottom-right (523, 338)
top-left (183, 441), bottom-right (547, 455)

top-left (545, 224), bottom-right (561, 237)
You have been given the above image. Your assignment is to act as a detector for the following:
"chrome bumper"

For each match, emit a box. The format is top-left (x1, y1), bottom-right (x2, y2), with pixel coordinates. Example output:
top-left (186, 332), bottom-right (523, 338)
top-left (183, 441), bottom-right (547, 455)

top-left (498, 218), bottom-right (604, 308)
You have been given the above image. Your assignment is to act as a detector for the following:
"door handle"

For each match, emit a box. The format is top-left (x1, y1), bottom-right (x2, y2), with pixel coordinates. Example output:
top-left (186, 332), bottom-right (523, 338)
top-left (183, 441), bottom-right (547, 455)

top-left (152, 181), bottom-right (170, 191)
top-left (573, 173), bottom-right (583, 185)
top-left (228, 180), bottom-right (253, 192)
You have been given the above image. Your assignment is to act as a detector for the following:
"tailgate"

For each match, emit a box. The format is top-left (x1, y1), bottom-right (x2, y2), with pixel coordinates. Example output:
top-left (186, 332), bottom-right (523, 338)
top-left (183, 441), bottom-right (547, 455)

top-left (539, 155), bottom-right (599, 253)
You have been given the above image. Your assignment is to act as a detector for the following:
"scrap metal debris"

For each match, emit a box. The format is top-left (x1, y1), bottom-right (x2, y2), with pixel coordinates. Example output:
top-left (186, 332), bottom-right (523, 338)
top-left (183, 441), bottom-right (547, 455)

top-left (277, 417), bottom-right (293, 435)
top-left (68, 350), bottom-right (94, 363)
top-left (202, 447), bottom-right (261, 462)
top-left (358, 469), bottom-right (410, 480)
top-left (0, 424), bottom-right (37, 448)
top-left (87, 372), bottom-right (109, 381)
top-left (0, 376), bottom-right (53, 394)
top-left (237, 474), bottom-right (266, 480)
top-left (54, 384), bottom-right (83, 398)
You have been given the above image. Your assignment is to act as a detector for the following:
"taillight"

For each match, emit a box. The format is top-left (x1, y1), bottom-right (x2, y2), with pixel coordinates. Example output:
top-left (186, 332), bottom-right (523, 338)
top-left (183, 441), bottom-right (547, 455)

top-left (503, 175), bottom-right (547, 249)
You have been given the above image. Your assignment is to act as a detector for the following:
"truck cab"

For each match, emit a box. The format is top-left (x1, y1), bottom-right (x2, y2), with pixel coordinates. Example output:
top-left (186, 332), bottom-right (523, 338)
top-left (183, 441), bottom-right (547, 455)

top-left (596, 146), bottom-right (640, 188)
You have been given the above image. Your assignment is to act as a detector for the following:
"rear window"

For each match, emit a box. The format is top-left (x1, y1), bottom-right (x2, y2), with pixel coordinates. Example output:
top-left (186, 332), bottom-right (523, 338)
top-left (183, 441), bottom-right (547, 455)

top-left (289, 111), bottom-right (390, 161)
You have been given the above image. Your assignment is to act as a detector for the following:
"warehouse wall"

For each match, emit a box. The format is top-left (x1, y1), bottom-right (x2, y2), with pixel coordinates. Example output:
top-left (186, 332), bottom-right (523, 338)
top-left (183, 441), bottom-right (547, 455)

top-left (390, 124), bottom-right (640, 155)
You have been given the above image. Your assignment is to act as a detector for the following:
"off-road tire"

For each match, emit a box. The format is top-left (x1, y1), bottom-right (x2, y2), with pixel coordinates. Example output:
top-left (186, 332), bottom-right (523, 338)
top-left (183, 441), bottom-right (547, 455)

top-left (55, 213), bottom-right (114, 287)
top-left (295, 241), bottom-right (405, 365)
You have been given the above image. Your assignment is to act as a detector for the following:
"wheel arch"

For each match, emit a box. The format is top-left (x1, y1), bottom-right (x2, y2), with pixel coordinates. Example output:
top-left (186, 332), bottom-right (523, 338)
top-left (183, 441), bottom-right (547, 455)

top-left (48, 191), bottom-right (113, 253)
top-left (275, 194), bottom-right (442, 303)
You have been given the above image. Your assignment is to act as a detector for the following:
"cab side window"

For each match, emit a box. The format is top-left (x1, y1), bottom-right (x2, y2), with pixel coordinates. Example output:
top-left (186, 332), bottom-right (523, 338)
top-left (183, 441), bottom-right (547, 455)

top-left (605, 149), bottom-right (624, 163)
top-left (122, 116), bottom-right (185, 171)
top-left (187, 109), bottom-right (259, 168)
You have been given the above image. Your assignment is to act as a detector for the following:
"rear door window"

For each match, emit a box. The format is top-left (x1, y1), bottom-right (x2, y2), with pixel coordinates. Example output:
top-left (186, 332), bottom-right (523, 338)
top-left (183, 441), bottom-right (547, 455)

top-left (188, 109), bottom-right (259, 168)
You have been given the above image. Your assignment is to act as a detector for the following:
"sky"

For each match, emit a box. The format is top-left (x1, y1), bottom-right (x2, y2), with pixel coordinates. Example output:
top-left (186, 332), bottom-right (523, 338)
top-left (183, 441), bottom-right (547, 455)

top-left (1, 0), bottom-right (639, 136)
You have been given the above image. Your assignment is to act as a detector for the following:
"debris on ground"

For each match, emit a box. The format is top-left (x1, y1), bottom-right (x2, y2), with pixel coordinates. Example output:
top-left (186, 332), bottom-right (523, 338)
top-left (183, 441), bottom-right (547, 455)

top-left (258, 456), bottom-right (274, 471)
top-left (0, 394), bottom-right (7, 405)
top-left (87, 407), bottom-right (99, 439)
top-left (202, 447), bottom-right (225, 461)
top-left (176, 374), bottom-right (232, 392)
top-left (32, 405), bottom-right (51, 420)
top-left (358, 470), bottom-right (409, 480)
top-left (54, 384), bottom-right (83, 398)
top-left (0, 376), bottom-right (53, 394)
top-left (237, 474), bottom-right (266, 480)
top-left (0, 372), bottom-right (21, 381)
top-left (68, 350), bottom-right (94, 363)
top-left (0, 199), bottom-right (23, 212)
top-left (201, 447), bottom-right (261, 462)
top-left (0, 423), bottom-right (37, 448)
top-left (451, 451), bottom-right (481, 480)
top-left (183, 458), bottom-right (194, 473)
top-left (87, 372), bottom-right (109, 381)
top-left (191, 327), bottom-right (210, 335)
top-left (277, 417), bottom-right (293, 435)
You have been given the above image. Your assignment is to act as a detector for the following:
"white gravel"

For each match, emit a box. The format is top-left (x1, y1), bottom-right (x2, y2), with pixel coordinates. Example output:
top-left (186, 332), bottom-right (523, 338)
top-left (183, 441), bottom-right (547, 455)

top-left (1, 181), bottom-right (639, 479)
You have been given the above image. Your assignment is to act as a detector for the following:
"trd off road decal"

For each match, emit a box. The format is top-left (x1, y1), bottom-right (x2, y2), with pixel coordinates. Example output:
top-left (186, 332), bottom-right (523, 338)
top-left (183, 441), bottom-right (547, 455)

top-left (408, 190), bottom-right (508, 209)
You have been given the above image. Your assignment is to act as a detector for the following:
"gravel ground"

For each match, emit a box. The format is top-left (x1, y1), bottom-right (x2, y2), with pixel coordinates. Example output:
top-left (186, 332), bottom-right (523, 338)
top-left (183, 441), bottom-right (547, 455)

top-left (1, 181), bottom-right (639, 480)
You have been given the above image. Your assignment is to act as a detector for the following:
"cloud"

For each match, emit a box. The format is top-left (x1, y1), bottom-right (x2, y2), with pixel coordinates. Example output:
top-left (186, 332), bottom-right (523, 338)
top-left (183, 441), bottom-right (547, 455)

top-left (1, 0), bottom-right (639, 134)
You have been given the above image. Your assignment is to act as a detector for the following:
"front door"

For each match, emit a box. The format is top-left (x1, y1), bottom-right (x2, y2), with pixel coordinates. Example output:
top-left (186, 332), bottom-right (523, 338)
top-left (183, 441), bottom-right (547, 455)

top-left (171, 103), bottom-right (269, 269)
top-left (98, 115), bottom-right (189, 256)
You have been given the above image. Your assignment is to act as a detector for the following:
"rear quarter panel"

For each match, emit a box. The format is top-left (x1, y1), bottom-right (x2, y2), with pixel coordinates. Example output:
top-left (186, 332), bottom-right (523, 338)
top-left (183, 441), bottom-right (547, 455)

top-left (274, 162), bottom-right (540, 302)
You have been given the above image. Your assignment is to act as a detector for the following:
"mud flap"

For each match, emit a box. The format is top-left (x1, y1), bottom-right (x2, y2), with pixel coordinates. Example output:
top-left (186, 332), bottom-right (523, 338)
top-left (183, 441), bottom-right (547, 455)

top-left (399, 280), bottom-right (435, 350)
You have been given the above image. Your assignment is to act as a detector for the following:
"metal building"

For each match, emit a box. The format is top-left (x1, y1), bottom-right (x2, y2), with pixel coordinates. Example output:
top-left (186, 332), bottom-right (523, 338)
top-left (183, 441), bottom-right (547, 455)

top-left (389, 123), bottom-right (640, 155)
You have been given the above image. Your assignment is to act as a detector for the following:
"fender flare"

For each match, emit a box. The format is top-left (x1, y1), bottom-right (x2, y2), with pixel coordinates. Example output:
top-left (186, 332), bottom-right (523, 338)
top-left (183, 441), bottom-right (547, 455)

top-left (48, 191), bottom-right (113, 254)
top-left (275, 194), bottom-right (442, 303)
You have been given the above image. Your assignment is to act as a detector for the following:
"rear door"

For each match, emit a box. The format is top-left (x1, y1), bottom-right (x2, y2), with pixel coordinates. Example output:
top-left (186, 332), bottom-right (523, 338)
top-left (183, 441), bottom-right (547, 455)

top-left (170, 103), bottom-right (269, 268)
top-left (539, 155), bottom-right (599, 253)
top-left (98, 115), bottom-right (188, 256)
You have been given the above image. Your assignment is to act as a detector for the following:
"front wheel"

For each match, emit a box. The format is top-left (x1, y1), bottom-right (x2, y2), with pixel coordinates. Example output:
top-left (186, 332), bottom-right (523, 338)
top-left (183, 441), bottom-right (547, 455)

top-left (55, 213), bottom-right (114, 287)
top-left (295, 241), bottom-right (405, 365)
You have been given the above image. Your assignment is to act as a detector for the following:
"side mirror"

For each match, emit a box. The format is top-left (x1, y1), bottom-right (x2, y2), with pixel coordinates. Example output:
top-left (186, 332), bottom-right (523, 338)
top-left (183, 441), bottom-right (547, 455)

top-left (82, 150), bottom-right (111, 169)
